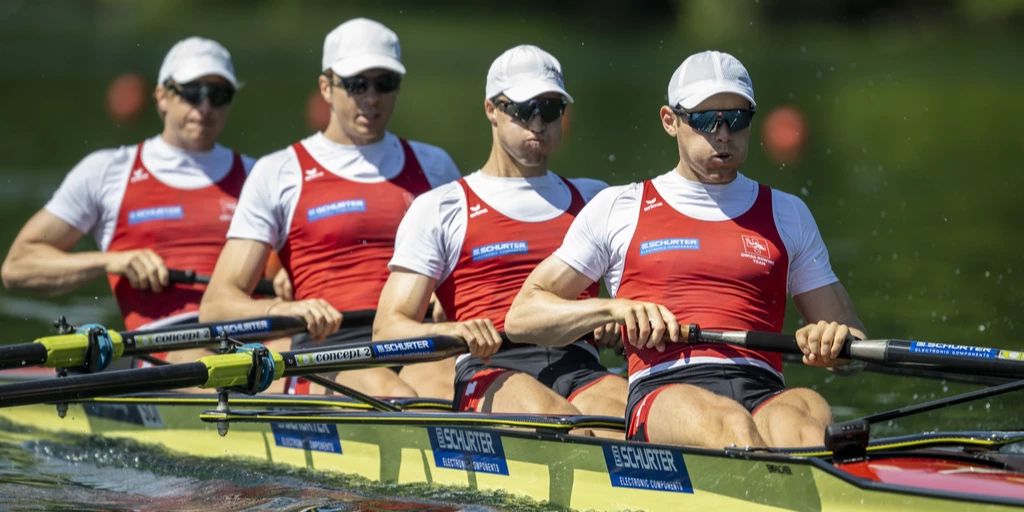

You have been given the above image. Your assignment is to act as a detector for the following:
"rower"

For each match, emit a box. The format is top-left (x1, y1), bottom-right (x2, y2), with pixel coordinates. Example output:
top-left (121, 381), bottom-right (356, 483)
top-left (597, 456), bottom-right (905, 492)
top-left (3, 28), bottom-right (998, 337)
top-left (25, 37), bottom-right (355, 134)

top-left (505, 50), bottom-right (866, 448)
top-left (373, 45), bottom-right (627, 430)
top-left (2, 37), bottom-right (252, 361)
top-left (199, 18), bottom-right (461, 398)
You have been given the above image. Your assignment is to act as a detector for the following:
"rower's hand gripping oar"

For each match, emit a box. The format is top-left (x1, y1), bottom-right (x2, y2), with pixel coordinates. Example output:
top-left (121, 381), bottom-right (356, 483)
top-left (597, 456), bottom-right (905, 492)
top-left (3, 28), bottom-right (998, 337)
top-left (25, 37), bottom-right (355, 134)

top-left (694, 326), bottom-right (1024, 379)
top-left (0, 334), bottom-right (469, 408)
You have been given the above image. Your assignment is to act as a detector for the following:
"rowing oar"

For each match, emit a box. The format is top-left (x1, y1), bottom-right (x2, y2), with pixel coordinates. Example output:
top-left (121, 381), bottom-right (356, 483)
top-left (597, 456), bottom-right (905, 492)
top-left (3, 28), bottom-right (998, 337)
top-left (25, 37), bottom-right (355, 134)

top-left (0, 335), bottom-right (467, 408)
top-left (692, 326), bottom-right (1024, 379)
top-left (0, 316), bottom-right (308, 372)
top-left (168, 269), bottom-right (276, 296)
top-left (0, 308), bottom-right (387, 373)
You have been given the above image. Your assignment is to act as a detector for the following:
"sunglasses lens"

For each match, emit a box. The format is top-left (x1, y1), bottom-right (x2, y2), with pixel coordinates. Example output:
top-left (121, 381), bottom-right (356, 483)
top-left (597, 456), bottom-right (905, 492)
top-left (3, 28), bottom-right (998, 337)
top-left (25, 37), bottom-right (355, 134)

top-left (173, 82), bottom-right (234, 107)
top-left (536, 99), bottom-right (566, 123)
top-left (500, 98), bottom-right (566, 124)
top-left (688, 111), bottom-right (721, 133)
top-left (724, 110), bottom-right (754, 131)
top-left (341, 74), bottom-right (401, 94)
top-left (206, 85), bottom-right (235, 107)
top-left (373, 74), bottom-right (401, 93)
top-left (679, 109), bottom-right (754, 133)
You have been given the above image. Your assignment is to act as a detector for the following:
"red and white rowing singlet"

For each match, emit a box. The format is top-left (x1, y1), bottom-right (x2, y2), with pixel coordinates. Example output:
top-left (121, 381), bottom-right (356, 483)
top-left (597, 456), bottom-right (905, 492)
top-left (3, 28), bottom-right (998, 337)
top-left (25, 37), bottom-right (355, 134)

top-left (106, 141), bottom-right (246, 330)
top-left (437, 177), bottom-right (598, 330)
top-left (617, 181), bottom-right (789, 383)
top-left (279, 139), bottom-right (431, 310)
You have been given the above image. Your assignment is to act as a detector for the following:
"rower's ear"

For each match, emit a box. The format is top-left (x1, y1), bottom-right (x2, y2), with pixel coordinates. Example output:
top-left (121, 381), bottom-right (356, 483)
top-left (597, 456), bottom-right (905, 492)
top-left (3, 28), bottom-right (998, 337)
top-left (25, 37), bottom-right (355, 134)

top-left (660, 106), bottom-right (678, 137)
top-left (484, 98), bottom-right (499, 127)
top-left (154, 85), bottom-right (169, 119)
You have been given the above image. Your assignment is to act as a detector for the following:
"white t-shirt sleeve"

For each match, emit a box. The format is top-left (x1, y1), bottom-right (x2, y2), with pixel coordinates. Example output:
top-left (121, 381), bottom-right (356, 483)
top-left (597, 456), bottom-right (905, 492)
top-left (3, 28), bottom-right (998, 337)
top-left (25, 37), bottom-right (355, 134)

top-left (227, 150), bottom-right (292, 248)
top-left (240, 154), bottom-right (257, 174)
top-left (773, 191), bottom-right (839, 296)
top-left (410, 141), bottom-right (462, 188)
top-left (568, 177), bottom-right (609, 202)
top-left (43, 148), bottom-right (124, 236)
top-left (389, 184), bottom-right (462, 281)
top-left (553, 185), bottom-right (628, 283)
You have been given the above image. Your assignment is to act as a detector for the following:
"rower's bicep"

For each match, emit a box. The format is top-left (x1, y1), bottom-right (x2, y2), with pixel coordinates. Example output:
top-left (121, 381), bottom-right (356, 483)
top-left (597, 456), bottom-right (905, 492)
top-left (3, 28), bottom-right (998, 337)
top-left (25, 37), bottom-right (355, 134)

top-left (10, 210), bottom-right (86, 253)
top-left (208, 238), bottom-right (272, 295)
top-left (521, 255), bottom-right (595, 300)
top-left (377, 268), bottom-right (438, 319)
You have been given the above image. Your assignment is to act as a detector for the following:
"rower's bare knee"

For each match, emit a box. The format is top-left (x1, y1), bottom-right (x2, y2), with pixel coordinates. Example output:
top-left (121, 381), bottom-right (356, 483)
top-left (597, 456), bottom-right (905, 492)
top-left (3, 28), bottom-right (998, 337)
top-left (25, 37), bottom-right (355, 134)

top-left (485, 372), bottom-right (580, 416)
top-left (569, 375), bottom-right (627, 417)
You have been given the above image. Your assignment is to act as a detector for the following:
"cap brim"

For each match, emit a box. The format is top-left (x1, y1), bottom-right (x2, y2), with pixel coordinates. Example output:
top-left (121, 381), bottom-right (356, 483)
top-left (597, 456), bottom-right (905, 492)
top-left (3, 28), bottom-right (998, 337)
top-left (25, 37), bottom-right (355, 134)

top-left (169, 57), bottom-right (238, 87)
top-left (330, 55), bottom-right (406, 77)
top-left (503, 79), bottom-right (574, 103)
top-left (677, 84), bottom-right (755, 110)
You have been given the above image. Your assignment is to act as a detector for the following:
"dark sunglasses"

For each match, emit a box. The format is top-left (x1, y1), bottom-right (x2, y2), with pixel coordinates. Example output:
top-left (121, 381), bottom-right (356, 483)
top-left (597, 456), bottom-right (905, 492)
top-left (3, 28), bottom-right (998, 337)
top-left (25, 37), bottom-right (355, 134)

top-left (493, 97), bottom-right (568, 124)
top-left (333, 73), bottom-right (402, 95)
top-left (671, 106), bottom-right (756, 134)
top-left (165, 81), bottom-right (235, 108)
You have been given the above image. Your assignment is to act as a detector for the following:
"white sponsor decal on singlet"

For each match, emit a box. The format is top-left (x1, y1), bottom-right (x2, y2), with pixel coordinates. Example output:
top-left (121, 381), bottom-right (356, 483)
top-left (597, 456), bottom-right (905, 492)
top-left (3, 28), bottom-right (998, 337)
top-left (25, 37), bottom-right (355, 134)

top-left (304, 167), bottom-right (324, 181)
top-left (740, 235), bottom-right (775, 267)
top-left (469, 203), bottom-right (489, 218)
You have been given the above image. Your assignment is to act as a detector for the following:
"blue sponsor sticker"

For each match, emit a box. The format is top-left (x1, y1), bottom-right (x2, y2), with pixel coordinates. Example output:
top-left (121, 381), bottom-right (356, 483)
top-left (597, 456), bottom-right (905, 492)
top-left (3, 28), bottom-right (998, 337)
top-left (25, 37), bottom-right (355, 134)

top-left (128, 206), bottom-right (184, 225)
top-left (603, 443), bottom-right (693, 493)
top-left (213, 319), bottom-right (271, 337)
top-left (909, 341), bottom-right (999, 359)
top-left (471, 241), bottom-right (528, 262)
top-left (307, 199), bottom-right (367, 222)
top-left (428, 427), bottom-right (509, 475)
top-left (271, 422), bottom-right (342, 454)
top-left (639, 238), bottom-right (700, 256)
top-left (371, 338), bottom-right (435, 358)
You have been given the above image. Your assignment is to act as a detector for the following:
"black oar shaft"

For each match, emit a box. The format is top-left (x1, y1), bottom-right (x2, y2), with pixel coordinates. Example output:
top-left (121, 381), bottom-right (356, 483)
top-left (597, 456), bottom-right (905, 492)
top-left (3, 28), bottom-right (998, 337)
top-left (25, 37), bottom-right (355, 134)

top-left (0, 343), bottom-right (48, 370)
top-left (280, 335), bottom-right (467, 376)
top-left (120, 315), bottom-right (307, 353)
top-left (168, 269), bottom-right (275, 296)
top-left (0, 363), bottom-right (209, 408)
top-left (700, 329), bottom-right (1024, 379)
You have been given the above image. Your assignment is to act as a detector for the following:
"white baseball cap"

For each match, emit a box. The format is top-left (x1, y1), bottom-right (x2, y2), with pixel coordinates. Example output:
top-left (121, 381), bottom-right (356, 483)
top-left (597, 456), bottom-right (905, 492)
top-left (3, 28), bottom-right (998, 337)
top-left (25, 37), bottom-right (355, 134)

top-left (668, 50), bottom-right (755, 110)
top-left (485, 45), bottom-right (573, 103)
top-left (158, 37), bottom-right (238, 87)
top-left (322, 18), bottom-right (405, 77)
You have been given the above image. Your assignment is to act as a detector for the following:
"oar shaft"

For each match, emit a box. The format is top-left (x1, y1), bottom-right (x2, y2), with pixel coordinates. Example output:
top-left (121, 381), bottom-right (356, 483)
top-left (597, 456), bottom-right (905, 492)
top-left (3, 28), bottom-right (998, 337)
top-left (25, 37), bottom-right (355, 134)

top-left (699, 329), bottom-right (1024, 378)
top-left (120, 315), bottom-right (307, 353)
top-left (0, 343), bottom-right (48, 370)
top-left (280, 335), bottom-right (467, 376)
top-left (168, 269), bottom-right (275, 296)
top-left (0, 363), bottom-right (209, 408)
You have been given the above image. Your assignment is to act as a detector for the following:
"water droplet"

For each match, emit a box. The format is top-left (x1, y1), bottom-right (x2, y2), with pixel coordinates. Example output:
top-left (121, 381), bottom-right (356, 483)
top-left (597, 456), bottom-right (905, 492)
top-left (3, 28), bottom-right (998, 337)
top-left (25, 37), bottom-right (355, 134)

top-left (607, 154), bottom-right (616, 162)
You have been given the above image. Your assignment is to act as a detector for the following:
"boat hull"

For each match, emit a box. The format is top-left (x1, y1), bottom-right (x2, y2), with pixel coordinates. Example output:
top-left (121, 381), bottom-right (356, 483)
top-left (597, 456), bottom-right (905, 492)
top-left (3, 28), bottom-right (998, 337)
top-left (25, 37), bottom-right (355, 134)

top-left (1, 396), bottom-right (1021, 511)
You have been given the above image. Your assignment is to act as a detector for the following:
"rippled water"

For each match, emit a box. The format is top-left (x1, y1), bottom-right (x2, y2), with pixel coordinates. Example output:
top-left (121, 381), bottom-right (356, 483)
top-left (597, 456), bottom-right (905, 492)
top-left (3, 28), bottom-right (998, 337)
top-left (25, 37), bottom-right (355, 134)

top-left (0, 423), bottom-right (559, 512)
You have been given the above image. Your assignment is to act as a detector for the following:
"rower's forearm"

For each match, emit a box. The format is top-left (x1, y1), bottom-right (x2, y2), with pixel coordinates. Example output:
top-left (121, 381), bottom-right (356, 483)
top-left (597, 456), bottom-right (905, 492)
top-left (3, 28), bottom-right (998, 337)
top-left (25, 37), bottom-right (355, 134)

top-left (372, 311), bottom-right (447, 341)
top-left (199, 288), bottom-right (279, 322)
top-left (506, 290), bottom-right (613, 346)
top-left (1, 245), bottom-right (110, 295)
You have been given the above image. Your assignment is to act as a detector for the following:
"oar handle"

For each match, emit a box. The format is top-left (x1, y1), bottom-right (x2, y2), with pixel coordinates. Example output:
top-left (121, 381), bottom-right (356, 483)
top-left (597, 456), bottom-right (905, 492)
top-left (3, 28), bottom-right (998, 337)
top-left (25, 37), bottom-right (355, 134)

top-left (0, 343), bottom-right (49, 370)
top-left (0, 363), bottom-right (210, 408)
top-left (168, 269), bottom-right (276, 296)
top-left (740, 330), bottom-right (853, 359)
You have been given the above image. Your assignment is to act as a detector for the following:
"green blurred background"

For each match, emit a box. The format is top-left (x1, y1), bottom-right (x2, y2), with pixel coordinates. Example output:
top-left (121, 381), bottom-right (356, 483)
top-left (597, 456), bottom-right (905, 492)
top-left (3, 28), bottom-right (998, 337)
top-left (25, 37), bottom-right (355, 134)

top-left (1, 0), bottom-right (1023, 431)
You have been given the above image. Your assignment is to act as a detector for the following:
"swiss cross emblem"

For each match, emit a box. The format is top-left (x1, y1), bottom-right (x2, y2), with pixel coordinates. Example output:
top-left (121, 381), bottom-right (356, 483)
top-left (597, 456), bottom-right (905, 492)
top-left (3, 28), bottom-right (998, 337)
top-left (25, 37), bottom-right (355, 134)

top-left (741, 235), bottom-right (770, 258)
